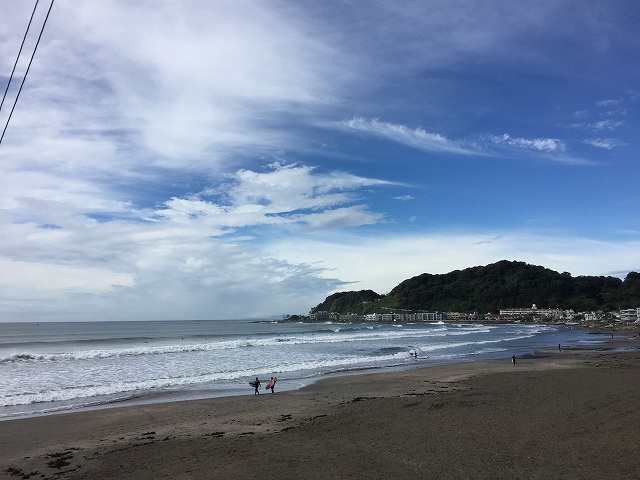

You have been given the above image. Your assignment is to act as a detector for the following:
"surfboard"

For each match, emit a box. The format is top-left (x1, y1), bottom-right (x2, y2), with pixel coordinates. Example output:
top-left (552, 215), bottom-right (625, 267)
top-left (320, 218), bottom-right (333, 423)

top-left (265, 377), bottom-right (277, 389)
top-left (249, 381), bottom-right (258, 387)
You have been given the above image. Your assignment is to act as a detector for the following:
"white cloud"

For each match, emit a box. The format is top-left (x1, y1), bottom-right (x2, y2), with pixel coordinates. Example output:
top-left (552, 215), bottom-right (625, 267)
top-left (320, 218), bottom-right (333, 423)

top-left (564, 119), bottom-right (626, 133)
top-left (3, 223), bottom-right (638, 321)
top-left (583, 138), bottom-right (623, 150)
top-left (487, 133), bottom-right (598, 165)
top-left (268, 231), bottom-right (640, 296)
top-left (148, 163), bottom-right (393, 230)
top-left (490, 133), bottom-right (565, 152)
top-left (341, 117), bottom-right (477, 155)
top-left (1, 0), bottom-right (353, 174)
top-left (297, 206), bottom-right (384, 230)
top-left (394, 195), bottom-right (415, 201)
top-left (0, 163), bottom-right (392, 320)
top-left (0, 258), bottom-right (133, 294)
top-left (226, 163), bottom-right (392, 214)
top-left (592, 119), bottom-right (625, 131)
top-left (595, 99), bottom-right (619, 107)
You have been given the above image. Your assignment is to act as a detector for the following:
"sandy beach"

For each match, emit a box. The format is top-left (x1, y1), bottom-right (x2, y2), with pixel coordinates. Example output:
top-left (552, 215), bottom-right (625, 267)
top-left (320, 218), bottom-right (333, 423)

top-left (2, 332), bottom-right (640, 479)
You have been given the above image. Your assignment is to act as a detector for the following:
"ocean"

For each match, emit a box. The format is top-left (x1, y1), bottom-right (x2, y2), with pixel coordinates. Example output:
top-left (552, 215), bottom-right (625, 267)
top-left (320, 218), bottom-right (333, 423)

top-left (0, 319), bottom-right (600, 420)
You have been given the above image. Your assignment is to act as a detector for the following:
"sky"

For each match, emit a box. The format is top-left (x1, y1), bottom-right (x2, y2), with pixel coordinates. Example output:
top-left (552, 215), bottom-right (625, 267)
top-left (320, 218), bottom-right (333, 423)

top-left (0, 0), bottom-right (639, 322)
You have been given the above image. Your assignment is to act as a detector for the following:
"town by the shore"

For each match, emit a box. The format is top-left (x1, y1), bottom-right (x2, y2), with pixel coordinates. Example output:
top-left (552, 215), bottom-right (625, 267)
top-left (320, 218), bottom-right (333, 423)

top-left (2, 329), bottom-right (640, 480)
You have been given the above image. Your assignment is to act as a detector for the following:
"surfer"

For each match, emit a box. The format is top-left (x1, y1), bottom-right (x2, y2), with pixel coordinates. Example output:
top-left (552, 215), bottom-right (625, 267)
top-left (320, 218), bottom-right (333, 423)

top-left (512, 354), bottom-right (516, 365)
top-left (266, 376), bottom-right (277, 394)
top-left (254, 377), bottom-right (261, 394)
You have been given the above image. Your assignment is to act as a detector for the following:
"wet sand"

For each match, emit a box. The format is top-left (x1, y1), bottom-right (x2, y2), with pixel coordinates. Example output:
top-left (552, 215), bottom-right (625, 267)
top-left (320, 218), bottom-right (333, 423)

top-left (2, 333), bottom-right (640, 479)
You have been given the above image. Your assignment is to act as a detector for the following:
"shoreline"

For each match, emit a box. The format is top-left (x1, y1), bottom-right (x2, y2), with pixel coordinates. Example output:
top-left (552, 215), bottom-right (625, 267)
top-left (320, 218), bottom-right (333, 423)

top-left (2, 321), bottom-right (623, 422)
top-left (2, 333), bottom-right (640, 479)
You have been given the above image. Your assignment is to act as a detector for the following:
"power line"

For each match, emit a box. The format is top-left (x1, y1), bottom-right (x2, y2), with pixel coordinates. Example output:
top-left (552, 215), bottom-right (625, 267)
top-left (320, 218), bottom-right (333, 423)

top-left (0, 0), bottom-right (55, 147)
top-left (0, 0), bottom-right (40, 113)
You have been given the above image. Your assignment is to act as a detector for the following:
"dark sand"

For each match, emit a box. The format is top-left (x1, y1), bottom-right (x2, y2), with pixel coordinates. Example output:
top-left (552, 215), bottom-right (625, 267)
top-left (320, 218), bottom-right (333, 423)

top-left (2, 333), bottom-right (640, 479)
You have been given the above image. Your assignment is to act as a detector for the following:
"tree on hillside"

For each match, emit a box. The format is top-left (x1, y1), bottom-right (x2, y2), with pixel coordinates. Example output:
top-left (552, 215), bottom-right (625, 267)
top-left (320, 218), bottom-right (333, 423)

top-left (309, 260), bottom-right (634, 315)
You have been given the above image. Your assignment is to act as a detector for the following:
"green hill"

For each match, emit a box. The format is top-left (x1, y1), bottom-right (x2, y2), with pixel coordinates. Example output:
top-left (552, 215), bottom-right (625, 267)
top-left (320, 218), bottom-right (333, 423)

top-left (310, 260), bottom-right (640, 314)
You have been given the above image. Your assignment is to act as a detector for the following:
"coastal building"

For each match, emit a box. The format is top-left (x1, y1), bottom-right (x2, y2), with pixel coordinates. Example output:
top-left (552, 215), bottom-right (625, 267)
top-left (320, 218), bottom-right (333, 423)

top-left (499, 304), bottom-right (563, 320)
top-left (363, 312), bottom-right (445, 322)
top-left (619, 308), bottom-right (638, 323)
top-left (445, 311), bottom-right (481, 322)
top-left (308, 311), bottom-right (340, 322)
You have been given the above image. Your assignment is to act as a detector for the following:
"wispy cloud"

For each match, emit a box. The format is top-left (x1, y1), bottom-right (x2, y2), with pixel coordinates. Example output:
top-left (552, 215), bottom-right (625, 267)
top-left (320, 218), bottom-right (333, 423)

top-left (583, 138), bottom-right (623, 150)
top-left (564, 119), bottom-right (626, 133)
top-left (1, 0), bottom-right (352, 175)
top-left (340, 117), bottom-right (478, 155)
top-left (488, 133), bottom-right (598, 165)
top-left (592, 119), bottom-right (625, 131)
top-left (566, 97), bottom-right (629, 134)
top-left (595, 99), bottom-right (620, 107)
top-left (394, 195), bottom-right (415, 201)
top-left (489, 133), bottom-right (565, 152)
top-left (473, 235), bottom-right (503, 246)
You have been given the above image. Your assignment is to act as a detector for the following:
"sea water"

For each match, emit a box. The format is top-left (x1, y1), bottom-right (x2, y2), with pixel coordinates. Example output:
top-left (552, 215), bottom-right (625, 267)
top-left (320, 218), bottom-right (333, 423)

top-left (0, 319), bottom-right (600, 419)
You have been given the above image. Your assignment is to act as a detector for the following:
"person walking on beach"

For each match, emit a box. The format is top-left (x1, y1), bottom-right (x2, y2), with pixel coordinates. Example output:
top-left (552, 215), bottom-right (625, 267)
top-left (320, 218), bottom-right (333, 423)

top-left (254, 377), bottom-right (261, 395)
top-left (267, 376), bottom-right (277, 394)
top-left (512, 354), bottom-right (517, 365)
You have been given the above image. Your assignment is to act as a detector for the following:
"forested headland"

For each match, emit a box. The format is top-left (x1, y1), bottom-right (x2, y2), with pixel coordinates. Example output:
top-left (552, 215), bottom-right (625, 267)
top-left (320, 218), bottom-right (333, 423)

top-left (310, 260), bottom-right (640, 315)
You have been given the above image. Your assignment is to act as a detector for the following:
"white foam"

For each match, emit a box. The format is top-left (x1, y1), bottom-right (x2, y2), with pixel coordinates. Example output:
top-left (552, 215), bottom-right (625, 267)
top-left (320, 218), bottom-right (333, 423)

top-left (0, 326), bottom-right (460, 364)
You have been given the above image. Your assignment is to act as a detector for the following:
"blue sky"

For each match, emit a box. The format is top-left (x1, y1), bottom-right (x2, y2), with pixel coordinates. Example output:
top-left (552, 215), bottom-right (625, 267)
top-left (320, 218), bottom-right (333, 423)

top-left (1, 0), bottom-right (639, 321)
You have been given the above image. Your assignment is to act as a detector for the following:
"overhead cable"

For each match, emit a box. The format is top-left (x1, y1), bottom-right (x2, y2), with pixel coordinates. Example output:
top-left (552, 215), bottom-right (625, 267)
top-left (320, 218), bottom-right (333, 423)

top-left (0, 0), bottom-right (55, 146)
top-left (0, 0), bottom-right (40, 113)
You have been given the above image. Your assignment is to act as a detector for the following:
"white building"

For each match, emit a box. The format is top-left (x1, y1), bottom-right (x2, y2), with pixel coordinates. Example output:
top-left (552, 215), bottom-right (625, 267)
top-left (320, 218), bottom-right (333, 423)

top-left (499, 304), bottom-right (563, 320)
top-left (619, 308), bottom-right (638, 322)
top-left (363, 312), bottom-right (445, 322)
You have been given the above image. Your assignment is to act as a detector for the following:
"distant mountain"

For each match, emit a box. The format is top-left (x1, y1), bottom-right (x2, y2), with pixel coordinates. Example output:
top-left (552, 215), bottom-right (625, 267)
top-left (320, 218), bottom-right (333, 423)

top-left (310, 260), bottom-right (640, 314)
